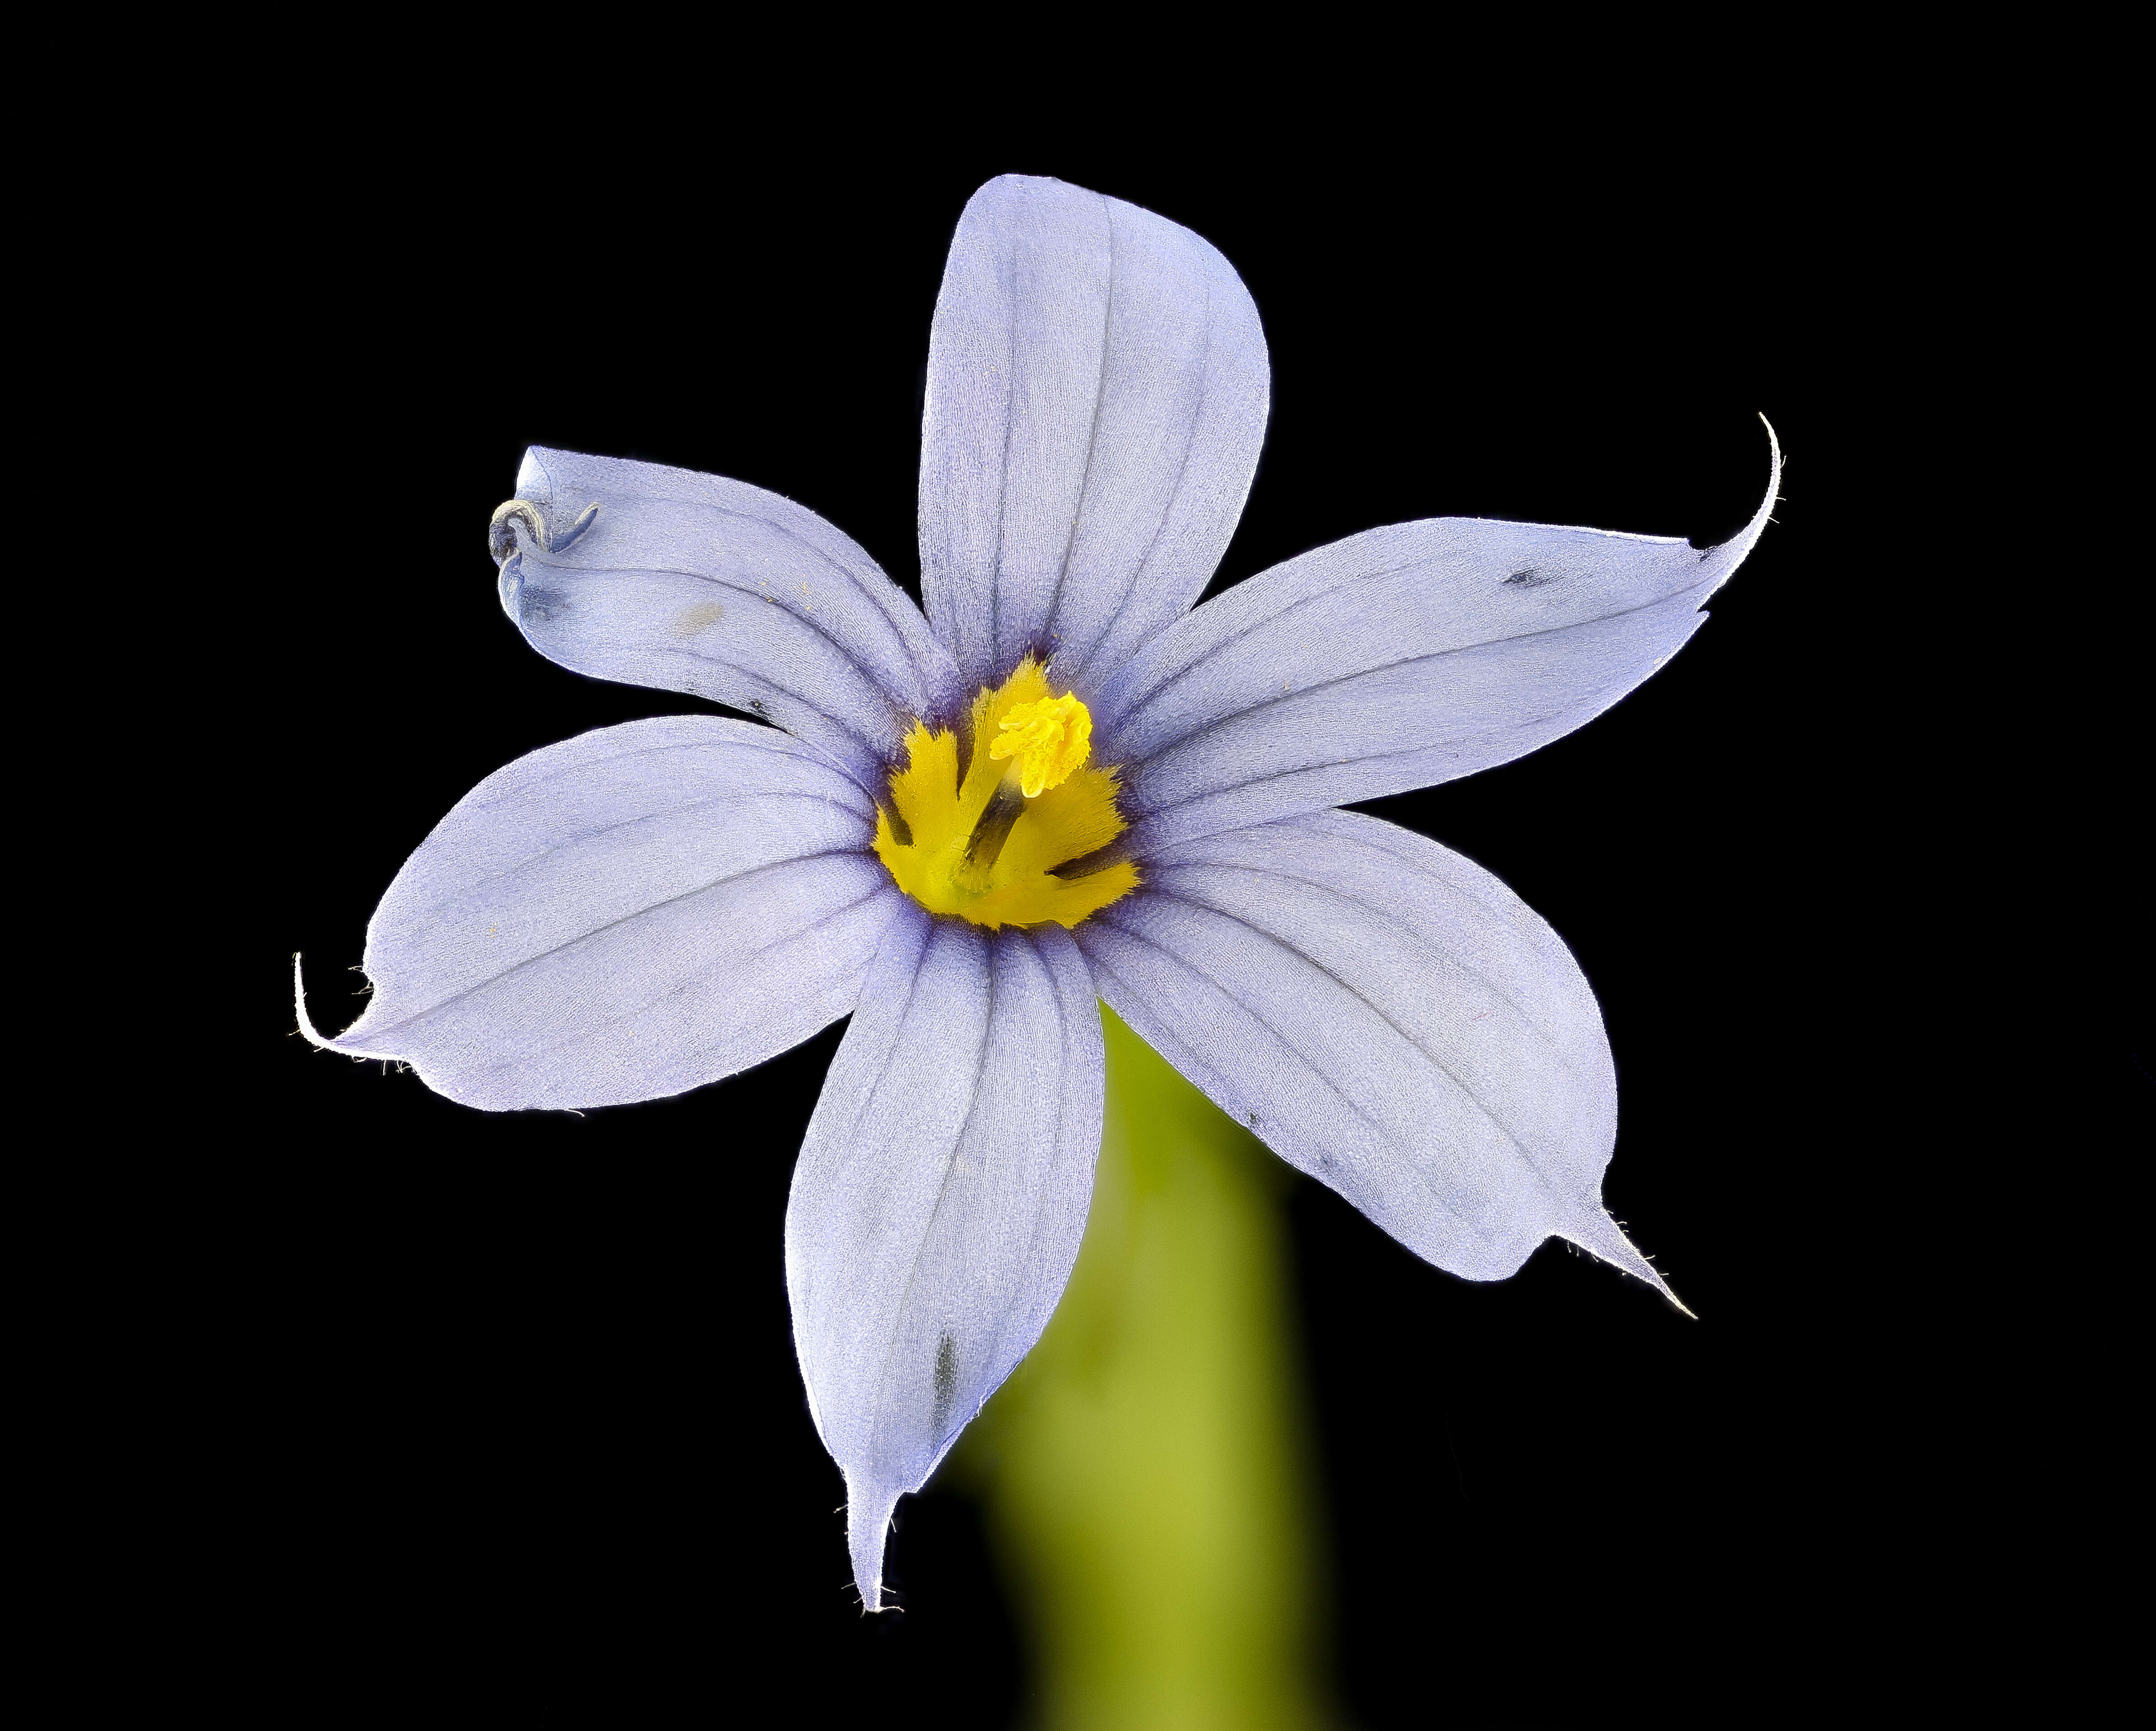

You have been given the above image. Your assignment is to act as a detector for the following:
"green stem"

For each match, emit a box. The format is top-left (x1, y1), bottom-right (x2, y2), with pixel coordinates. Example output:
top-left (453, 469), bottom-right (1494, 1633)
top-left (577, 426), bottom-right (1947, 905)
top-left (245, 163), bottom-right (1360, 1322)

top-left (960, 1004), bottom-right (1334, 1729)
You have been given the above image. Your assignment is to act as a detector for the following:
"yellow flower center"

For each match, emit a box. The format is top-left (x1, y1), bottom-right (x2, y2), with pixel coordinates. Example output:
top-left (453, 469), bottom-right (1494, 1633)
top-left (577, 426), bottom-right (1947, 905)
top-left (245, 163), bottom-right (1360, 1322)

top-left (873, 657), bottom-right (1139, 930)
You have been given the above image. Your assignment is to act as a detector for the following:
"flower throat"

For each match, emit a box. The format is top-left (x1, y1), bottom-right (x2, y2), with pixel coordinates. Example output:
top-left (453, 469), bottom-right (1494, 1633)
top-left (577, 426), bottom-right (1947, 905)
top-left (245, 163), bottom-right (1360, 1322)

top-left (873, 658), bottom-right (1138, 930)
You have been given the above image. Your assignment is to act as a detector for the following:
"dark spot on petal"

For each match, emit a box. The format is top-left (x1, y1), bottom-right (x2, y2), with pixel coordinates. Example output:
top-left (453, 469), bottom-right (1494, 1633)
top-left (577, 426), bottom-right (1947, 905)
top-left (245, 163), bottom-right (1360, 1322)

top-left (519, 589), bottom-right (571, 623)
top-left (932, 1333), bottom-right (958, 1435)
top-left (1503, 567), bottom-right (1552, 588)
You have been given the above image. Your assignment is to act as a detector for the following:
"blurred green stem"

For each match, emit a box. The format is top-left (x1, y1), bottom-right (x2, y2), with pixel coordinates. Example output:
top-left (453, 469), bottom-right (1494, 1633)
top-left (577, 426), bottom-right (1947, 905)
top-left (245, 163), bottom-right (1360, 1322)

top-left (963, 1004), bottom-right (1332, 1730)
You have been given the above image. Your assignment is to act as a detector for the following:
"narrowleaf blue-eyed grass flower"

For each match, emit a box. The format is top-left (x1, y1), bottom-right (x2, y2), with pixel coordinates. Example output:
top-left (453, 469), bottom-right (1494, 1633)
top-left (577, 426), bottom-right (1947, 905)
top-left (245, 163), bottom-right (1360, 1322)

top-left (297, 175), bottom-right (1777, 1611)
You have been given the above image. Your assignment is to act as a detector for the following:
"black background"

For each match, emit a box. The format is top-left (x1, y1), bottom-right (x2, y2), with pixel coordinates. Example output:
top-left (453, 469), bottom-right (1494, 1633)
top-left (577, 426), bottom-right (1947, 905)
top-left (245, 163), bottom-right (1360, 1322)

top-left (198, 139), bottom-right (2027, 1726)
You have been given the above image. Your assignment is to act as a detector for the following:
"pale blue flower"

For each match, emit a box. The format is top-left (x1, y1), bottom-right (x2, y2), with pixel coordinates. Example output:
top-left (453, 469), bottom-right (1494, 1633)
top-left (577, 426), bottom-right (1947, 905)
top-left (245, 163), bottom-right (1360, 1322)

top-left (298, 175), bottom-right (1777, 1609)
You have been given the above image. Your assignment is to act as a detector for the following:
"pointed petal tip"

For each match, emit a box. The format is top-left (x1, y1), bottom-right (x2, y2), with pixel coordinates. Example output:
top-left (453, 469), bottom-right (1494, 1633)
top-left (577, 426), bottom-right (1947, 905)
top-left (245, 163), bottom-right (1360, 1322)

top-left (293, 952), bottom-right (393, 1063)
top-left (846, 1480), bottom-right (903, 1615)
top-left (292, 952), bottom-right (334, 1049)
top-left (1562, 1211), bottom-right (1695, 1317)
top-left (1715, 411), bottom-right (1782, 568)
top-left (1755, 411), bottom-right (1783, 526)
top-left (1692, 413), bottom-right (1782, 600)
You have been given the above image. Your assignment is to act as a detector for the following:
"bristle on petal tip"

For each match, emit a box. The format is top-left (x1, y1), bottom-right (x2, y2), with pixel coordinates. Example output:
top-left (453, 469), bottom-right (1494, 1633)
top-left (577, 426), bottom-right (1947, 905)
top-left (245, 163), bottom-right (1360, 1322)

top-left (1564, 1211), bottom-right (1695, 1318)
top-left (846, 1481), bottom-right (903, 1614)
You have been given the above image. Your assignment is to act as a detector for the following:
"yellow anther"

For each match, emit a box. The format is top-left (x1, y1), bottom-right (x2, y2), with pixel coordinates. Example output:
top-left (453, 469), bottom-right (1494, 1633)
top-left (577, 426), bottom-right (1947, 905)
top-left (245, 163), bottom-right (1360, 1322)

top-left (988, 691), bottom-right (1092, 797)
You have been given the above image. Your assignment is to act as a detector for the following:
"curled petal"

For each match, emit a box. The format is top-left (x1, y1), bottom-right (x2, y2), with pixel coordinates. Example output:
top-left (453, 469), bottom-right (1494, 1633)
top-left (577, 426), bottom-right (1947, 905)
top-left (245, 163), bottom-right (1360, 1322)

top-left (495, 447), bottom-right (964, 791)
top-left (919, 174), bottom-right (1270, 696)
top-left (301, 718), bottom-right (898, 1110)
top-left (1092, 421), bottom-right (1781, 859)
top-left (1077, 811), bottom-right (1675, 1298)
top-left (785, 910), bottom-right (1104, 1610)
